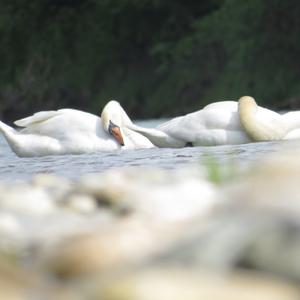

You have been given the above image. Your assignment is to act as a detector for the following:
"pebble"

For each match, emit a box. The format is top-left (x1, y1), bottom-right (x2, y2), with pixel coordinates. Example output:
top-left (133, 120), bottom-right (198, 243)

top-left (96, 268), bottom-right (300, 300)
top-left (0, 148), bottom-right (300, 297)
top-left (65, 194), bottom-right (97, 214)
top-left (78, 167), bottom-right (217, 221)
top-left (0, 184), bottom-right (56, 216)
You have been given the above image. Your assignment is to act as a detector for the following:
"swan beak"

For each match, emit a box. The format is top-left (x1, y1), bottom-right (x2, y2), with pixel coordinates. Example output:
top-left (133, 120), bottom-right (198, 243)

top-left (109, 121), bottom-right (124, 146)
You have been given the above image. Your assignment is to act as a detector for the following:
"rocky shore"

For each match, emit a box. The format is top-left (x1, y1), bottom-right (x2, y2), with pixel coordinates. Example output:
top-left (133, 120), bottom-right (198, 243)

top-left (1, 147), bottom-right (300, 299)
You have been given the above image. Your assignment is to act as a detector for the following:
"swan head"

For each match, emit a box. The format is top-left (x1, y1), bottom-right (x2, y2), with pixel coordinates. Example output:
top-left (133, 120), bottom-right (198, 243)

top-left (101, 100), bottom-right (127, 146)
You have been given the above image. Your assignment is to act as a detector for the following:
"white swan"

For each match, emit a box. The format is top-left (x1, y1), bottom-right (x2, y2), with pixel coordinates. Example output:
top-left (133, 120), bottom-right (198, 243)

top-left (0, 101), bottom-right (154, 157)
top-left (127, 96), bottom-right (300, 147)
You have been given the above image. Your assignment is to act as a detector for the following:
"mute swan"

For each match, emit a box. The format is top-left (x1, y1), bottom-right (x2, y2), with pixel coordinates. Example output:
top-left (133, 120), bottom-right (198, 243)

top-left (127, 96), bottom-right (300, 147)
top-left (0, 101), bottom-right (154, 157)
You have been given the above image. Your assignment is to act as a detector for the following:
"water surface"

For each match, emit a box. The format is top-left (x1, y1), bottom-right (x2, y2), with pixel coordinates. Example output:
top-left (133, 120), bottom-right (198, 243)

top-left (0, 129), bottom-right (288, 182)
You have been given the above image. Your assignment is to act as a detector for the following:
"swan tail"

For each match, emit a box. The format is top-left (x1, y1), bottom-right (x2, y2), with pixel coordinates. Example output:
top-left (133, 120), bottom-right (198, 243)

top-left (0, 120), bottom-right (25, 156)
top-left (0, 120), bottom-right (15, 135)
top-left (14, 110), bottom-right (58, 127)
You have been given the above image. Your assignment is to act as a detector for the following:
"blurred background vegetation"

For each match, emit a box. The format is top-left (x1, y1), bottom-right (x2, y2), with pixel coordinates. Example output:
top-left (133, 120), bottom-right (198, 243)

top-left (1, 0), bottom-right (300, 122)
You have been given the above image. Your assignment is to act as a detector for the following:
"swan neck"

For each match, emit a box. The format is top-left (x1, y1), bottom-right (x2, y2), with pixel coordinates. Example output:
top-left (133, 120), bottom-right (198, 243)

top-left (238, 96), bottom-right (286, 141)
top-left (126, 123), bottom-right (173, 147)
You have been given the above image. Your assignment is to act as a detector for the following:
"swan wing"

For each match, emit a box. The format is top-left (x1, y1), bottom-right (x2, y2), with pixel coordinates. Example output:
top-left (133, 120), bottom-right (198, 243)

top-left (15, 109), bottom-right (105, 140)
top-left (14, 110), bottom-right (59, 127)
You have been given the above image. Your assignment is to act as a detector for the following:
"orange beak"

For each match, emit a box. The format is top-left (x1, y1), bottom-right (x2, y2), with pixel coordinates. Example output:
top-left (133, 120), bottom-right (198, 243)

top-left (110, 126), bottom-right (124, 146)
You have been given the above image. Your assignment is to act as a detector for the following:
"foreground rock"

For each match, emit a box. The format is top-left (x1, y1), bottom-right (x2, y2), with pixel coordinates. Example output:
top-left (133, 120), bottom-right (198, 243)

top-left (1, 148), bottom-right (300, 298)
top-left (95, 268), bottom-right (300, 300)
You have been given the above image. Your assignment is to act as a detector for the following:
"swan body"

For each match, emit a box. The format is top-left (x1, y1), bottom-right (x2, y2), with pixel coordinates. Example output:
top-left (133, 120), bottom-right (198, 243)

top-left (0, 101), bottom-right (154, 157)
top-left (128, 100), bottom-right (251, 147)
top-left (128, 96), bottom-right (300, 147)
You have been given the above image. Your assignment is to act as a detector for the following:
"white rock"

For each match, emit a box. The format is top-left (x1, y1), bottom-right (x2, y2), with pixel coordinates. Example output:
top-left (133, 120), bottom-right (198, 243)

top-left (79, 167), bottom-right (218, 222)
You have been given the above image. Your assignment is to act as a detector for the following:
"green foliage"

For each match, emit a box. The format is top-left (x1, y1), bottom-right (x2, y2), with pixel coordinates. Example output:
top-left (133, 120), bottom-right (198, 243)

top-left (0, 0), bottom-right (300, 121)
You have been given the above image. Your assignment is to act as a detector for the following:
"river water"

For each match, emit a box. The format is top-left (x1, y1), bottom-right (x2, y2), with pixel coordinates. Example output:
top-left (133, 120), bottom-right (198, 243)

top-left (0, 119), bottom-right (291, 181)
